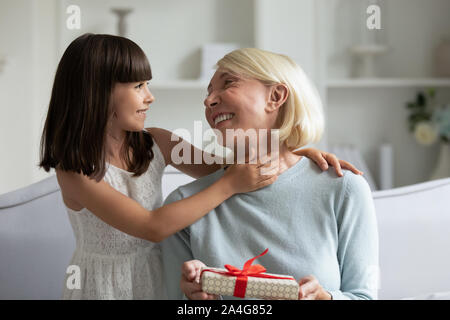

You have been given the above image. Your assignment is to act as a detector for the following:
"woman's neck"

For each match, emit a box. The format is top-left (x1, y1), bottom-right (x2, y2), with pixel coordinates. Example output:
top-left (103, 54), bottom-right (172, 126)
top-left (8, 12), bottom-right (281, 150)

top-left (231, 142), bottom-right (301, 176)
top-left (279, 149), bottom-right (302, 174)
top-left (268, 144), bottom-right (302, 176)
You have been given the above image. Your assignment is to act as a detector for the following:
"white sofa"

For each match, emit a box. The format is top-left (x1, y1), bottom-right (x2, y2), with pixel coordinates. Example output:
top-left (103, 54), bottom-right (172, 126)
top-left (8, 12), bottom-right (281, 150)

top-left (0, 175), bottom-right (74, 299)
top-left (0, 172), bottom-right (449, 300)
top-left (373, 178), bottom-right (450, 299)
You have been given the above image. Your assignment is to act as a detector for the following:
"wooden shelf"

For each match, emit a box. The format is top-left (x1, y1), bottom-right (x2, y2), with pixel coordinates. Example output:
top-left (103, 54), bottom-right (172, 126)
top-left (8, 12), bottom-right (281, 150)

top-left (327, 78), bottom-right (450, 88)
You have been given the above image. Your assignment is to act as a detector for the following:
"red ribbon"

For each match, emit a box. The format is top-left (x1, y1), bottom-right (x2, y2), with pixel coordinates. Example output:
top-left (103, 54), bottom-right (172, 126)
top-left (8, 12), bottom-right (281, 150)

top-left (200, 248), bottom-right (295, 298)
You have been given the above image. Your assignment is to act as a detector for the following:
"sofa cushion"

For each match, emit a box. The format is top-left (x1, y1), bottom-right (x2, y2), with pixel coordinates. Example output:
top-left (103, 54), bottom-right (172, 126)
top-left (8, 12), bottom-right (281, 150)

top-left (373, 178), bottom-right (450, 299)
top-left (0, 175), bottom-right (75, 299)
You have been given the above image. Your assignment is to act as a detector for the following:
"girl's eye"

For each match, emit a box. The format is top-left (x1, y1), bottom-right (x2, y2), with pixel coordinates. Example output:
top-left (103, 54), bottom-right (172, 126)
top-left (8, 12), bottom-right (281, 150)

top-left (135, 82), bottom-right (145, 89)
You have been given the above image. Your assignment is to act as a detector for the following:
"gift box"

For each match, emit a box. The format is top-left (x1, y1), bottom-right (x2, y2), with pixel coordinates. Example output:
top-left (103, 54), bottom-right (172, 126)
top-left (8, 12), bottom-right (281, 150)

top-left (200, 249), bottom-right (299, 300)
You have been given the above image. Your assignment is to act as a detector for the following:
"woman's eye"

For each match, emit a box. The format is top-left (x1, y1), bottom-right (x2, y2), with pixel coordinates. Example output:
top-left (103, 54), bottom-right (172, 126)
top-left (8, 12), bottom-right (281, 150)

top-left (224, 78), bottom-right (238, 88)
top-left (135, 82), bottom-right (144, 89)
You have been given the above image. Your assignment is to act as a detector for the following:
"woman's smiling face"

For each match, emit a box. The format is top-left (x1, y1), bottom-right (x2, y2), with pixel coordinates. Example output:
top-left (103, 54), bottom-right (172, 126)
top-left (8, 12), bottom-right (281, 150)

top-left (204, 69), bottom-right (277, 146)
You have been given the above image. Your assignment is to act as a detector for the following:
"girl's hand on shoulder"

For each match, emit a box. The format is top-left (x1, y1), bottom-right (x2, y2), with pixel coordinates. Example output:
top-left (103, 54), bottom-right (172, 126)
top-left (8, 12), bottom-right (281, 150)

top-left (295, 148), bottom-right (363, 177)
top-left (222, 159), bottom-right (278, 194)
top-left (297, 275), bottom-right (332, 300)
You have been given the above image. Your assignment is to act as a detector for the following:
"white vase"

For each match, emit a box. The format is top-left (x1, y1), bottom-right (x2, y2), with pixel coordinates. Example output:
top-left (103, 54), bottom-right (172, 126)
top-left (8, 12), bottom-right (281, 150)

top-left (430, 143), bottom-right (450, 181)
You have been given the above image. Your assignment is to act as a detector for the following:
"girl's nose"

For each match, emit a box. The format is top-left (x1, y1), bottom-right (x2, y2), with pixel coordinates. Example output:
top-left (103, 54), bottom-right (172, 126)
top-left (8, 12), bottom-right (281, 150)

top-left (145, 88), bottom-right (155, 104)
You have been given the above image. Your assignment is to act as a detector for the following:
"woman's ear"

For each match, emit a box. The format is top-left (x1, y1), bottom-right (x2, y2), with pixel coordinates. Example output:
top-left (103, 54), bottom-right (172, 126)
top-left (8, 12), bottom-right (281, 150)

top-left (266, 83), bottom-right (289, 113)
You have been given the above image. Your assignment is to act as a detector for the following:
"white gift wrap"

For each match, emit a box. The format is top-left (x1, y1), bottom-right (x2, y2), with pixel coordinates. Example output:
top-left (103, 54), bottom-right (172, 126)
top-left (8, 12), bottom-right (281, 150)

top-left (201, 267), bottom-right (299, 300)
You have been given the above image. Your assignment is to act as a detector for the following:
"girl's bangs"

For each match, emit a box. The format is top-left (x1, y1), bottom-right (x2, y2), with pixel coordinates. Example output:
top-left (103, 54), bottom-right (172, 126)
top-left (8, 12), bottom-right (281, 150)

top-left (113, 38), bottom-right (152, 83)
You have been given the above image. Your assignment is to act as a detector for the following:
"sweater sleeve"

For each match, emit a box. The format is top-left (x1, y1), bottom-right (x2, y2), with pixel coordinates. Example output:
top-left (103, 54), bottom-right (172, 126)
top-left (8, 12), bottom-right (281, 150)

top-left (161, 189), bottom-right (195, 300)
top-left (328, 173), bottom-right (379, 300)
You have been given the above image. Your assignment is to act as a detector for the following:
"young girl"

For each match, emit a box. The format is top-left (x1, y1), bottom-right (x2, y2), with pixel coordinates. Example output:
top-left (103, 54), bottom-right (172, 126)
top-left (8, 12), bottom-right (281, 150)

top-left (39, 33), bottom-right (361, 299)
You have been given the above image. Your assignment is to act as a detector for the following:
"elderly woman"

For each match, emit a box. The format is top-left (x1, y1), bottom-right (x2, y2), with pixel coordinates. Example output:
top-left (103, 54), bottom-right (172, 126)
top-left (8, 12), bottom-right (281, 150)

top-left (161, 48), bottom-right (378, 300)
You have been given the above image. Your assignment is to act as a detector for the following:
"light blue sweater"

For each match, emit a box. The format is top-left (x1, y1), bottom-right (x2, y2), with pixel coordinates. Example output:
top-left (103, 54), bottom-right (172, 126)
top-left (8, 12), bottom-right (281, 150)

top-left (161, 157), bottom-right (379, 300)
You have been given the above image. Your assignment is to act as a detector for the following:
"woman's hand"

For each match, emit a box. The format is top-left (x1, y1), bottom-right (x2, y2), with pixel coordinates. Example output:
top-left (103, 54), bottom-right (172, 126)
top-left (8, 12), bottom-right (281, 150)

top-left (295, 148), bottom-right (363, 177)
top-left (222, 161), bottom-right (278, 194)
top-left (297, 275), bottom-right (332, 300)
top-left (180, 260), bottom-right (219, 300)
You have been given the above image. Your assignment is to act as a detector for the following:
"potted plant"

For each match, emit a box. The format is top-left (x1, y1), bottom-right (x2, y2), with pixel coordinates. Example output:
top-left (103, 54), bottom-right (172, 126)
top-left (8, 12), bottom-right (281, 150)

top-left (406, 89), bottom-right (450, 180)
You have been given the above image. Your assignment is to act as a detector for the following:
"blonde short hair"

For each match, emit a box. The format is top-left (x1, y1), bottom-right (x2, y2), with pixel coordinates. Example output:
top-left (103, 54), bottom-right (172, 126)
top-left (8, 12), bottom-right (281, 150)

top-left (217, 48), bottom-right (324, 150)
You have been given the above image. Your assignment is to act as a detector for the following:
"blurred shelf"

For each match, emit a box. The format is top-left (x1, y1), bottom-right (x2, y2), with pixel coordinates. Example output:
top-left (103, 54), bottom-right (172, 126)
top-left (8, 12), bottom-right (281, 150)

top-left (150, 80), bottom-right (208, 90)
top-left (327, 78), bottom-right (450, 88)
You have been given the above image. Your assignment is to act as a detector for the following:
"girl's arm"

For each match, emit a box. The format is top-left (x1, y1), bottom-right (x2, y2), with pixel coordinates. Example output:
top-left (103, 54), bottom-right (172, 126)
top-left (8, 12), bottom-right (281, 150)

top-left (56, 162), bottom-right (275, 243)
top-left (147, 127), bottom-right (221, 178)
top-left (148, 127), bottom-right (363, 178)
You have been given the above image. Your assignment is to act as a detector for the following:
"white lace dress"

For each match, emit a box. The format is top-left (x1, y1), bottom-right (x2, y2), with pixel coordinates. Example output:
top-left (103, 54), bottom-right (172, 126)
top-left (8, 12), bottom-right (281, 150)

top-left (62, 143), bottom-right (168, 300)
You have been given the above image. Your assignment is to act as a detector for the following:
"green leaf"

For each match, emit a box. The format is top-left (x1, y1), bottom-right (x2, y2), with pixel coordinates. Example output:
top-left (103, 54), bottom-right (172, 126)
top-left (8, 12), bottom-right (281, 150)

top-left (428, 88), bottom-right (436, 98)
top-left (406, 102), bottom-right (417, 109)
top-left (417, 92), bottom-right (426, 107)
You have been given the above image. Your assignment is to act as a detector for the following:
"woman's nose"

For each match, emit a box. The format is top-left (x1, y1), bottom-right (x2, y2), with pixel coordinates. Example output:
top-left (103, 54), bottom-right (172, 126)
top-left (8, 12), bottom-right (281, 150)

top-left (204, 93), bottom-right (219, 109)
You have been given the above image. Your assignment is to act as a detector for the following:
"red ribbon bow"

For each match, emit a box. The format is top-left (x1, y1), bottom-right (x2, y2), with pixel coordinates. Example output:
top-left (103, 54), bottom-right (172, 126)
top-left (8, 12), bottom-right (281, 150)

top-left (201, 248), bottom-right (295, 298)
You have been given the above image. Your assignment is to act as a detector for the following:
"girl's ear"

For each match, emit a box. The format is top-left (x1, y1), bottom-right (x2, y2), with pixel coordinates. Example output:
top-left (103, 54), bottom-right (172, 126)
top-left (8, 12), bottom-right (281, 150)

top-left (265, 83), bottom-right (289, 113)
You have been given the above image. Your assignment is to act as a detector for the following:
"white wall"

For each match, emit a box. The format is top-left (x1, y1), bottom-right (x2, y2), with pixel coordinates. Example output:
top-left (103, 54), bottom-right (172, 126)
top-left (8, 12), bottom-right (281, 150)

top-left (0, 0), bottom-right (59, 194)
top-left (0, 0), bottom-right (33, 194)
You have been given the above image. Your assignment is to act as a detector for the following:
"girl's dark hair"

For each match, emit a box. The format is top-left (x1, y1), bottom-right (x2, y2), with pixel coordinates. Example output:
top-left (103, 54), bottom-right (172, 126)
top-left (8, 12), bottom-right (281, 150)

top-left (39, 33), bottom-right (154, 181)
